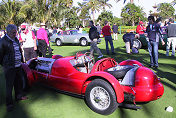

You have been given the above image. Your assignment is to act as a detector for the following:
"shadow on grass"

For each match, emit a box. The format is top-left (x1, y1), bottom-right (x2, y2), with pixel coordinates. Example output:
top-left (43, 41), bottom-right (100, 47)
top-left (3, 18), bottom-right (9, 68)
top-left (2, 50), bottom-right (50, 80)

top-left (118, 108), bottom-right (130, 118)
top-left (3, 104), bottom-right (30, 118)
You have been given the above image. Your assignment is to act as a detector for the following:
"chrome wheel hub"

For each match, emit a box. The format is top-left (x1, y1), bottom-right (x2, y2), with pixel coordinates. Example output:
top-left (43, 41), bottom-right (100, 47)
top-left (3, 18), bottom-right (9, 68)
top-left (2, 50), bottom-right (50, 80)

top-left (90, 86), bottom-right (110, 110)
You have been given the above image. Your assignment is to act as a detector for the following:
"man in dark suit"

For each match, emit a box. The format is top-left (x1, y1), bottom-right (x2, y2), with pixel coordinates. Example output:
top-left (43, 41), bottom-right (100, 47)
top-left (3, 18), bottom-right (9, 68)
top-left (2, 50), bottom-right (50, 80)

top-left (0, 24), bottom-right (27, 112)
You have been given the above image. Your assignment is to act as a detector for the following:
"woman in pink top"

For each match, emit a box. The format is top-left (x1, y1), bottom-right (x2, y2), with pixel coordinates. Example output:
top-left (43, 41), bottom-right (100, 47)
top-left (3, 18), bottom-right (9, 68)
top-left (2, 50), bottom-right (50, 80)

top-left (37, 23), bottom-right (49, 57)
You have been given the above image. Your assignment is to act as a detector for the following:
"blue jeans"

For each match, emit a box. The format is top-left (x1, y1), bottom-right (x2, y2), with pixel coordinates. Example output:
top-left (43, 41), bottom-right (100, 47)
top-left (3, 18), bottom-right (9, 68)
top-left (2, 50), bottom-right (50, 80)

top-left (148, 41), bottom-right (159, 66)
top-left (104, 36), bottom-right (114, 54)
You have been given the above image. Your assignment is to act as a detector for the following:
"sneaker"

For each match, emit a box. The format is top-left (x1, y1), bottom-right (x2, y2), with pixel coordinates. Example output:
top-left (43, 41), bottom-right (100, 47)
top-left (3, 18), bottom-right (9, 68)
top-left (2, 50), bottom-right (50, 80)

top-left (171, 55), bottom-right (175, 57)
top-left (98, 55), bottom-right (103, 58)
top-left (15, 95), bottom-right (28, 101)
top-left (149, 65), bottom-right (154, 68)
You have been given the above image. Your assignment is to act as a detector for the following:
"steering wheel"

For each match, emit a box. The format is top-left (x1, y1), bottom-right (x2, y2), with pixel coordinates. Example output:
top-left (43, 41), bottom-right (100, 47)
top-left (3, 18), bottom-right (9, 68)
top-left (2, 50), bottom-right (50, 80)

top-left (75, 52), bottom-right (95, 73)
top-left (75, 52), bottom-right (94, 63)
top-left (83, 52), bottom-right (95, 64)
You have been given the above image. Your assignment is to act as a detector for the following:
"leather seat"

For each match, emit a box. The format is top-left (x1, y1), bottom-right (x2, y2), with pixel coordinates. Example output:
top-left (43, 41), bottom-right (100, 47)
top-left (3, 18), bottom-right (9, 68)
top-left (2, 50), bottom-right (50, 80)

top-left (106, 65), bottom-right (134, 79)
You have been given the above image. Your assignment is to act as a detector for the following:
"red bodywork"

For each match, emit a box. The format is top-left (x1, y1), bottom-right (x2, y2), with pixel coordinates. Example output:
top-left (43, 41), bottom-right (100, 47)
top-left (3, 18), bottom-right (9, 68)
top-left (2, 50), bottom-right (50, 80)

top-left (22, 55), bottom-right (164, 103)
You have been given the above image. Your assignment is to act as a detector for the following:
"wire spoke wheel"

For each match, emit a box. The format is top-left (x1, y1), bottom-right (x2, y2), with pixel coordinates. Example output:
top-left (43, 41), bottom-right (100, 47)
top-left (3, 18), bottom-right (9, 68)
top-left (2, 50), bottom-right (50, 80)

top-left (90, 86), bottom-right (110, 110)
top-left (85, 79), bottom-right (118, 115)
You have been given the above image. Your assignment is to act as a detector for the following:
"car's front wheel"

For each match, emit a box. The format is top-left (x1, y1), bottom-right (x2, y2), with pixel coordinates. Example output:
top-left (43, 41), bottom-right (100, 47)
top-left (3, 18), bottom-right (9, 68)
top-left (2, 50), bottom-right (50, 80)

top-left (56, 38), bottom-right (62, 46)
top-left (133, 39), bottom-right (142, 49)
top-left (80, 38), bottom-right (88, 46)
top-left (85, 79), bottom-right (118, 115)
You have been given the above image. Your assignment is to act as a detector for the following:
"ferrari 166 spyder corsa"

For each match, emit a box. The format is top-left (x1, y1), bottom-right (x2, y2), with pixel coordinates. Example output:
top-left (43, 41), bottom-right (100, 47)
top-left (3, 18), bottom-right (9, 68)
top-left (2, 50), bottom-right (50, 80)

top-left (22, 52), bottom-right (164, 115)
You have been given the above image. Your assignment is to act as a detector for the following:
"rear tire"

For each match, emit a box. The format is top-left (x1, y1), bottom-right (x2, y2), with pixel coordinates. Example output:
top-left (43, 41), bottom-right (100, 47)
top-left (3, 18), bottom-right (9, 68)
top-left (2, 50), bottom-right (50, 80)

top-left (85, 79), bottom-right (118, 115)
top-left (80, 38), bottom-right (88, 46)
top-left (56, 38), bottom-right (62, 46)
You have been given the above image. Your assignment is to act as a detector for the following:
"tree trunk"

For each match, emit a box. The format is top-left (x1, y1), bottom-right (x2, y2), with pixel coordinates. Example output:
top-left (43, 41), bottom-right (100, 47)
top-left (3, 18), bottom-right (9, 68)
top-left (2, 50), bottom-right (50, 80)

top-left (92, 10), bottom-right (95, 25)
top-left (132, 19), bottom-right (135, 26)
top-left (82, 20), bottom-right (85, 27)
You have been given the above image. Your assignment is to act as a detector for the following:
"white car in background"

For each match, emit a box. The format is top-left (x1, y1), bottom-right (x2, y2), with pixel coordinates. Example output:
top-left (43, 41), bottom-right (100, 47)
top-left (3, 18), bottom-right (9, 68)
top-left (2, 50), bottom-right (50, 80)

top-left (50, 30), bottom-right (92, 46)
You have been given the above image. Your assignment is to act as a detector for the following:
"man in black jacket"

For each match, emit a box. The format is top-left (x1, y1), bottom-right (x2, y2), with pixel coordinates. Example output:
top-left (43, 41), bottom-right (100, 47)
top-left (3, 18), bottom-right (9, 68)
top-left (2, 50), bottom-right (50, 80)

top-left (89, 21), bottom-right (103, 58)
top-left (0, 24), bottom-right (27, 112)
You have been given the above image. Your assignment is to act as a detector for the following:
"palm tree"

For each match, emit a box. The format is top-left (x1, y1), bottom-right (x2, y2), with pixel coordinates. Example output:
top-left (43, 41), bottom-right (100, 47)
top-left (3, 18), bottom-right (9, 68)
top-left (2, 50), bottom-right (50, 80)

top-left (77, 2), bottom-right (90, 27)
top-left (0, 0), bottom-right (30, 26)
top-left (26, 0), bottom-right (73, 26)
top-left (99, 0), bottom-right (112, 11)
top-left (115, 0), bottom-right (135, 4)
top-left (171, 0), bottom-right (176, 6)
top-left (85, 0), bottom-right (112, 24)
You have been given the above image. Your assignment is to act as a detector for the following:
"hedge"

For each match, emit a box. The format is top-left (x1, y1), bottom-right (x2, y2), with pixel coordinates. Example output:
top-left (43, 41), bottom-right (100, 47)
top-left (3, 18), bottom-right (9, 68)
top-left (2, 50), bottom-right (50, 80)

top-left (82, 26), bottom-right (137, 34)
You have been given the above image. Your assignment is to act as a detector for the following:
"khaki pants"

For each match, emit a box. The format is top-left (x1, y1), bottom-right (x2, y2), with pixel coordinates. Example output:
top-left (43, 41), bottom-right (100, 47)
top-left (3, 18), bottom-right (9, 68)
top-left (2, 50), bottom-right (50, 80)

top-left (125, 42), bottom-right (130, 53)
top-left (90, 39), bottom-right (102, 56)
top-left (166, 37), bottom-right (176, 56)
top-left (113, 33), bottom-right (118, 40)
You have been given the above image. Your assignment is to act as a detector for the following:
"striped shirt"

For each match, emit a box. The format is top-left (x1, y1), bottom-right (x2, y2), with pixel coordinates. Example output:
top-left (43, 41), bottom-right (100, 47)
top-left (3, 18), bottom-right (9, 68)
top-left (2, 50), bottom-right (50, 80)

top-left (6, 35), bottom-right (22, 67)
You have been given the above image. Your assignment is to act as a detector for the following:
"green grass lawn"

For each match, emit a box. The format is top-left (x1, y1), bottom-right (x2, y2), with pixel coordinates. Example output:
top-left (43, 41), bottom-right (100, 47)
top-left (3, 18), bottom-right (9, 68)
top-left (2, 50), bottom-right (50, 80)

top-left (0, 34), bottom-right (176, 118)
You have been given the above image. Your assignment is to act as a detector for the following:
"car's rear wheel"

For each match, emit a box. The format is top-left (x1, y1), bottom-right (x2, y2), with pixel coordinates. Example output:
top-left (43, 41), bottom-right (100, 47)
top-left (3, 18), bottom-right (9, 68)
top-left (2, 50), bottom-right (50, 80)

top-left (85, 79), bottom-right (118, 115)
top-left (56, 38), bottom-right (62, 46)
top-left (80, 38), bottom-right (88, 46)
top-left (133, 39), bottom-right (142, 49)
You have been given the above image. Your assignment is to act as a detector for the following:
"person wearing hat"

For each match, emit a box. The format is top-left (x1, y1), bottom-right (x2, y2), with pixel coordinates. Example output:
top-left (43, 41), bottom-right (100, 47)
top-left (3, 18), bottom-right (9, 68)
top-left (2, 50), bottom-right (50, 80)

top-left (19, 24), bottom-right (37, 61)
top-left (136, 21), bottom-right (145, 34)
top-left (37, 23), bottom-right (49, 57)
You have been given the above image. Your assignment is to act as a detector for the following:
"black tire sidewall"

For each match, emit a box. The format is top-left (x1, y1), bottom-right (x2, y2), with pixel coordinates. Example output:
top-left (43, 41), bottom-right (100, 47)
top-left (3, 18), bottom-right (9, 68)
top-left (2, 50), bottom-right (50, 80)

top-left (56, 39), bottom-right (62, 46)
top-left (85, 79), bottom-right (118, 115)
top-left (133, 39), bottom-right (142, 49)
top-left (80, 38), bottom-right (88, 46)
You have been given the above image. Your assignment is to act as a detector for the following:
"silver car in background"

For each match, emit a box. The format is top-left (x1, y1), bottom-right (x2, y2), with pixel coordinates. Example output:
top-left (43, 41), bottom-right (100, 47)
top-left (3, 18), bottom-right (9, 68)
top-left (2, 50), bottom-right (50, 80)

top-left (50, 30), bottom-right (92, 46)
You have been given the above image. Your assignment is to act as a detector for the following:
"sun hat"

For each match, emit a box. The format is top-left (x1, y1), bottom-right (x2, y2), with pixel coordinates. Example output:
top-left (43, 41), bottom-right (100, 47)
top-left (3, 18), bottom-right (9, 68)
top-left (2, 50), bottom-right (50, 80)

top-left (139, 21), bottom-right (144, 25)
top-left (21, 25), bottom-right (26, 29)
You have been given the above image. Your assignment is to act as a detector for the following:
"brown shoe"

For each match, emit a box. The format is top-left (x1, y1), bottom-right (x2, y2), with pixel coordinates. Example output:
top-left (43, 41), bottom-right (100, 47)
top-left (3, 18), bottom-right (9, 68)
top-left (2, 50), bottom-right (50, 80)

top-left (16, 95), bottom-right (28, 101)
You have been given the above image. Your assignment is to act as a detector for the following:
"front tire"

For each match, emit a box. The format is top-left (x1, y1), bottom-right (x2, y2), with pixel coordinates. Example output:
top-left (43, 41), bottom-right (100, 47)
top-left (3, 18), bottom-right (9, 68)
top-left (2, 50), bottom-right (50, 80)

top-left (56, 38), bottom-right (62, 46)
top-left (80, 38), bottom-right (88, 46)
top-left (85, 79), bottom-right (118, 115)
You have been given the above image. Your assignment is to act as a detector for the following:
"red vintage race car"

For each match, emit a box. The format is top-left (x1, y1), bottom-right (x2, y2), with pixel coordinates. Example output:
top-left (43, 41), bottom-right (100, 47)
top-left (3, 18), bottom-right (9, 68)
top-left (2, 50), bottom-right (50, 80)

top-left (21, 52), bottom-right (164, 115)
